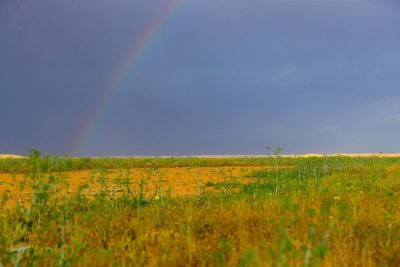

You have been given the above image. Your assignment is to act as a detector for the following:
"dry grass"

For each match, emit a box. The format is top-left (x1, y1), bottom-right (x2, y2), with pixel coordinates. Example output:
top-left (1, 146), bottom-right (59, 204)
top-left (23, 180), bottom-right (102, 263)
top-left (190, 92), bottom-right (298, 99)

top-left (0, 155), bottom-right (399, 266)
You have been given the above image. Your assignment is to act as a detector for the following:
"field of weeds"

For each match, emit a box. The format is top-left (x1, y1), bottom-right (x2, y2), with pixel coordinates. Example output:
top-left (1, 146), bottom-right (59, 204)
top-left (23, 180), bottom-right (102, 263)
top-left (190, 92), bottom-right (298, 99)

top-left (0, 151), bottom-right (400, 266)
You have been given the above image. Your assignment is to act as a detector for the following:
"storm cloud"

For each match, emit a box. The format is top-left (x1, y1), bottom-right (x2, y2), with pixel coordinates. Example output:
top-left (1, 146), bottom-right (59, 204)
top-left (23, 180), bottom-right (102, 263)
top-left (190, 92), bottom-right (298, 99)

top-left (1, 0), bottom-right (399, 156)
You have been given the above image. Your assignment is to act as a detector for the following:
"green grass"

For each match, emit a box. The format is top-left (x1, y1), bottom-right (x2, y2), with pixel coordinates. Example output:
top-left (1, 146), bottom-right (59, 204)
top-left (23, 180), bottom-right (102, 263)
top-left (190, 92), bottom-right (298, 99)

top-left (0, 156), bottom-right (294, 174)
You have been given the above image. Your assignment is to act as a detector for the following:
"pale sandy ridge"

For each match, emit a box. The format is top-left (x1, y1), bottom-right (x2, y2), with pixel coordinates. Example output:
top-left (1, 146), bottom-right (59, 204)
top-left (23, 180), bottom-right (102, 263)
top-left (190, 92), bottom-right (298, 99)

top-left (0, 154), bottom-right (26, 159)
top-left (105, 153), bottom-right (400, 158)
top-left (282, 153), bottom-right (400, 158)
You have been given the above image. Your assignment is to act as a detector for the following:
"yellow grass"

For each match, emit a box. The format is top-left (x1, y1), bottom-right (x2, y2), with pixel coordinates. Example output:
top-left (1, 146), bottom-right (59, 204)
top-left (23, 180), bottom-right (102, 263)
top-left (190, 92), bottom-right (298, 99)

top-left (0, 155), bottom-right (399, 266)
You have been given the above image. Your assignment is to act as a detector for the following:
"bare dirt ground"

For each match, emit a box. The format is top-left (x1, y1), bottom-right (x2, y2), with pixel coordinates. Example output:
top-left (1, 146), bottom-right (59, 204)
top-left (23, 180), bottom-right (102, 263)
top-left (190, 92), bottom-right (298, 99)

top-left (0, 166), bottom-right (269, 207)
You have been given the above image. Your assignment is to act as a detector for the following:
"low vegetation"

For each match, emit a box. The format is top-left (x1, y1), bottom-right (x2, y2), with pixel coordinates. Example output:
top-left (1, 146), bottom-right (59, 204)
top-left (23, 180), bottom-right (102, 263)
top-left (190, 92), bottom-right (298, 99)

top-left (0, 151), bottom-right (399, 266)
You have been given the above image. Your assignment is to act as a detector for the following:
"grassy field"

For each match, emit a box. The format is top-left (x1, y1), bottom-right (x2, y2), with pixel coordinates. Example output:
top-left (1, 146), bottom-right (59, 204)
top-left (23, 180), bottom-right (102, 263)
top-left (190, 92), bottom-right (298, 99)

top-left (0, 152), bottom-right (400, 266)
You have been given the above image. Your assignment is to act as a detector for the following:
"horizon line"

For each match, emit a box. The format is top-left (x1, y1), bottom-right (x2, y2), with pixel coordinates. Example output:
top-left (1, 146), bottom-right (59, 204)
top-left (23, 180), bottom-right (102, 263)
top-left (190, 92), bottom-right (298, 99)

top-left (3, 153), bottom-right (400, 159)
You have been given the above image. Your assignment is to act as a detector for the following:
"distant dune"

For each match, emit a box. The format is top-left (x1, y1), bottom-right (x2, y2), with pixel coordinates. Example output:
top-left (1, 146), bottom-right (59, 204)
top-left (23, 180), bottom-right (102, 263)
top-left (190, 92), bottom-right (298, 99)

top-left (129, 154), bottom-right (400, 158)
top-left (184, 154), bottom-right (400, 158)
top-left (0, 154), bottom-right (25, 159)
top-left (284, 153), bottom-right (400, 158)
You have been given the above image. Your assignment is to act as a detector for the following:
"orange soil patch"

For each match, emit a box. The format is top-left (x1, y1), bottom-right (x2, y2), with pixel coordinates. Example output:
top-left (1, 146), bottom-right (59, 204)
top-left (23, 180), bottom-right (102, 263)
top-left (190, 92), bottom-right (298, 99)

top-left (0, 166), bottom-right (271, 207)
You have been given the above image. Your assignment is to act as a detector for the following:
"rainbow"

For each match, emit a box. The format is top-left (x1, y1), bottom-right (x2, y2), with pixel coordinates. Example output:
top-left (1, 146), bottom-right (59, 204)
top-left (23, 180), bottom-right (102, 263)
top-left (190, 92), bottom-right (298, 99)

top-left (73, 0), bottom-right (185, 155)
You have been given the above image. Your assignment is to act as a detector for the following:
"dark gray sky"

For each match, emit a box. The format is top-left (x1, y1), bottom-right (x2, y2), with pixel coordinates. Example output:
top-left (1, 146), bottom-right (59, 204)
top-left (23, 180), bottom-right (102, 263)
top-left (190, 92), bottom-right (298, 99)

top-left (1, 0), bottom-right (400, 156)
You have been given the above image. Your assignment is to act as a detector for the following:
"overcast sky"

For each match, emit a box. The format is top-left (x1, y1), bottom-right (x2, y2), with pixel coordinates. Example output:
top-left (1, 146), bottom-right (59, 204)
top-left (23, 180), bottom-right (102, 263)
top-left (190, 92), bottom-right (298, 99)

top-left (1, 0), bottom-right (400, 156)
